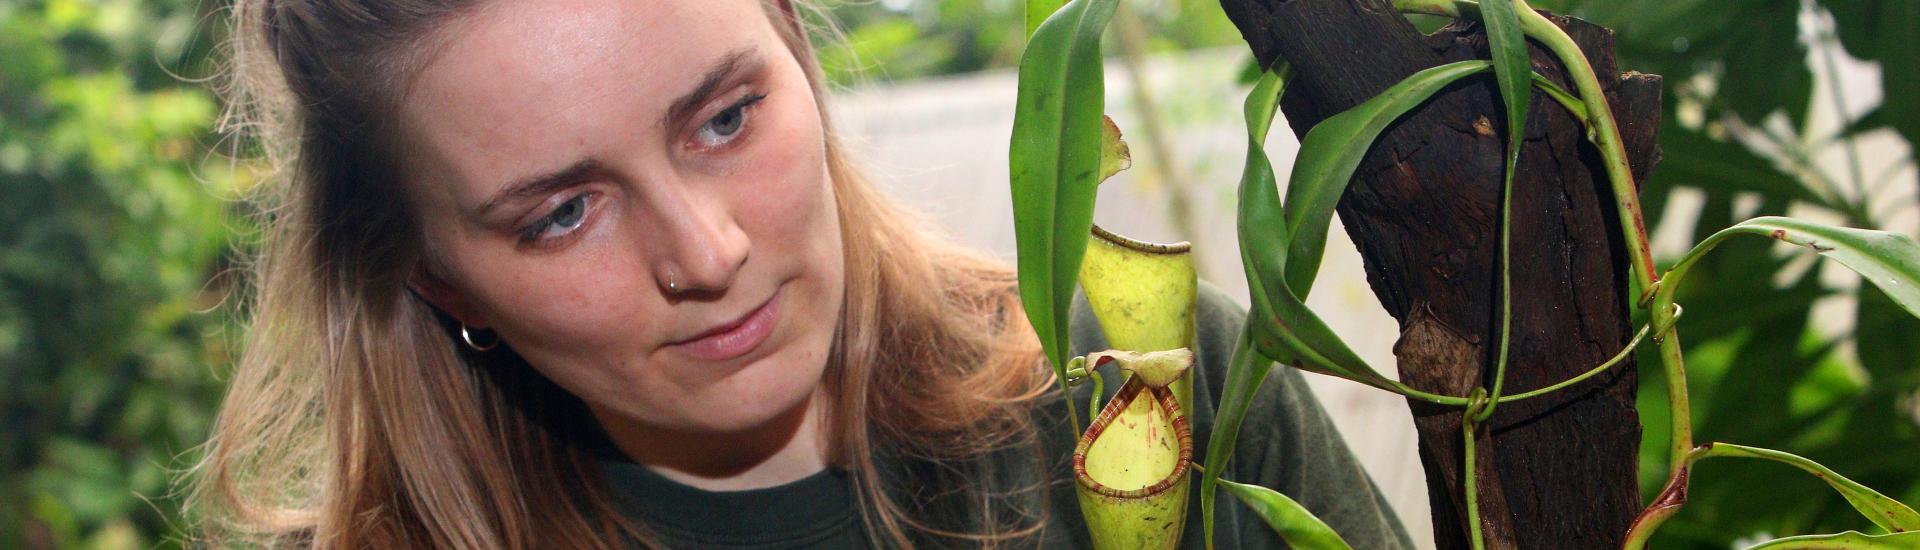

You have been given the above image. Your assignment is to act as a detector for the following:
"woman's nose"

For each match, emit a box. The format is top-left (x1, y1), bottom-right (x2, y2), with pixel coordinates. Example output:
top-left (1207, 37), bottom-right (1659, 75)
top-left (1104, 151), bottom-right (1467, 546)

top-left (653, 187), bottom-right (749, 296)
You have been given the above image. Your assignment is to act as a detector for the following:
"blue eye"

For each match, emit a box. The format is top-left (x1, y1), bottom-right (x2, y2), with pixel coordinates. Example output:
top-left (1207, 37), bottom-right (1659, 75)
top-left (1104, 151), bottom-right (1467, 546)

top-left (695, 93), bottom-right (766, 147)
top-left (521, 194), bottom-right (590, 243)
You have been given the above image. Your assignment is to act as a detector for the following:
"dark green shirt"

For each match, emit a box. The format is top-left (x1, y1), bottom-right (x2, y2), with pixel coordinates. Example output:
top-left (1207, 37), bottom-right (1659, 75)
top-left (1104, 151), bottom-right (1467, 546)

top-left (600, 285), bottom-right (1414, 548)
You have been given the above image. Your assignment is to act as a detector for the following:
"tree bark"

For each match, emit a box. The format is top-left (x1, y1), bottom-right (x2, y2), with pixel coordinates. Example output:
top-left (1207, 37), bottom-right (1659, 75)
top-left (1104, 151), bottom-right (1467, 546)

top-left (1216, 1), bottom-right (1663, 548)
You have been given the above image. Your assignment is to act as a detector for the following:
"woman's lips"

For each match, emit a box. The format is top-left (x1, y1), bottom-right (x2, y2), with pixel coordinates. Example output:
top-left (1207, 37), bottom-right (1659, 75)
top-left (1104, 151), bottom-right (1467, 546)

top-left (670, 288), bottom-right (780, 362)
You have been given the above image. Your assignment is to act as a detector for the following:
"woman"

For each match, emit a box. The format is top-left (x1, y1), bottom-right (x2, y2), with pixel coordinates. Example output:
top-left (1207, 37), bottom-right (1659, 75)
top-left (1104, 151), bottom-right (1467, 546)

top-left (189, 0), bottom-right (1412, 547)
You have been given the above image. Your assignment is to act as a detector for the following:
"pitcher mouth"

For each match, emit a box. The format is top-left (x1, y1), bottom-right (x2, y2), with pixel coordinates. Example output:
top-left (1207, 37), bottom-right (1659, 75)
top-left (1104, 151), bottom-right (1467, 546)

top-left (1090, 223), bottom-right (1191, 255)
top-left (1072, 377), bottom-right (1195, 499)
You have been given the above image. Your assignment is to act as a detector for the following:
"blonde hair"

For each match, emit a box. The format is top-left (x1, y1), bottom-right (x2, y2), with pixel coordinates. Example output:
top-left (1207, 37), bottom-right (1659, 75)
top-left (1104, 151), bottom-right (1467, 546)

top-left (187, 0), bottom-right (1054, 547)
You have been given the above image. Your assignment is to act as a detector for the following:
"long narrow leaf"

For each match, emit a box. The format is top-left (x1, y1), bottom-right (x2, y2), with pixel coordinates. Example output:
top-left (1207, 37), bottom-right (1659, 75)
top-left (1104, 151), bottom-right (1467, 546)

top-left (1477, 0), bottom-right (1530, 412)
top-left (1200, 330), bottom-right (1275, 549)
top-left (1025, 0), bottom-right (1070, 37)
top-left (1701, 442), bottom-right (1920, 533)
top-left (1218, 478), bottom-right (1356, 550)
top-left (1740, 531), bottom-right (1920, 549)
top-left (1243, 61), bottom-right (1496, 389)
top-left (1729, 218), bottom-right (1920, 319)
top-left (1207, 67), bottom-right (1292, 550)
top-left (1280, 60), bottom-right (1494, 297)
top-left (1666, 217), bottom-right (1920, 320)
top-left (1481, 0), bottom-right (1532, 174)
top-left (1009, 0), bottom-right (1120, 419)
top-left (1234, 66), bottom-right (1390, 389)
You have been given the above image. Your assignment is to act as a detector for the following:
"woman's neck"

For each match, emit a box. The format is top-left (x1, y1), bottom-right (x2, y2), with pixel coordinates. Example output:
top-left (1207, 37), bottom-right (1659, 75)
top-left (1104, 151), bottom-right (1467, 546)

top-left (590, 387), bottom-right (831, 492)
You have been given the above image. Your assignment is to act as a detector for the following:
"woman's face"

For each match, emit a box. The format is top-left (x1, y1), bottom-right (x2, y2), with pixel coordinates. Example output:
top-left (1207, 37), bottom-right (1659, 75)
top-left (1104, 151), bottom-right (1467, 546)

top-left (397, 0), bottom-right (845, 436)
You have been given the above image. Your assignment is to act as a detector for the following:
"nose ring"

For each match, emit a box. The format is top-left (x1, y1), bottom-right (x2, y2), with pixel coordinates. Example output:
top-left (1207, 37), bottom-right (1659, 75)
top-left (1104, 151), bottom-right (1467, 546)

top-left (666, 271), bottom-right (679, 293)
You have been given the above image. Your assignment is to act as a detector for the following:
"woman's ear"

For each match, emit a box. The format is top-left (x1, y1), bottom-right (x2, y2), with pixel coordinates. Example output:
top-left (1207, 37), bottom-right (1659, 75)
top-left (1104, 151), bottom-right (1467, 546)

top-left (408, 264), bottom-right (490, 329)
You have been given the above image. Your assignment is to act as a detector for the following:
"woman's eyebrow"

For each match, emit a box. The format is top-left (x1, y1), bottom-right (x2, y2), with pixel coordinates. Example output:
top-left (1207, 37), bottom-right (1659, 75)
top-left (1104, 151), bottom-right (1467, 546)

top-left (471, 48), bottom-right (761, 222)
top-left (662, 47), bottom-right (762, 128)
top-left (474, 159), bottom-right (601, 220)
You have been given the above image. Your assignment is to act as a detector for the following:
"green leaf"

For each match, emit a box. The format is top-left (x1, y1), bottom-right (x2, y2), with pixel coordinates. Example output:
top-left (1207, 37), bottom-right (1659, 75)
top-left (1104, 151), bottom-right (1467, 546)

top-left (1025, 0), bottom-right (1070, 37)
top-left (1241, 60), bottom-right (1495, 390)
top-left (1200, 330), bottom-right (1276, 549)
top-left (1217, 478), bottom-right (1356, 550)
top-left (1741, 530), bottom-right (1920, 549)
top-left (1476, 0), bottom-right (1531, 413)
top-left (1211, 59), bottom-right (1494, 548)
top-left (1688, 217), bottom-right (1920, 319)
top-left (1701, 442), bottom-right (1920, 534)
top-left (1280, 60), bottom-right (1494, 297)
top-left (1233, 69), bottom-right (1392, 389)
top-left (1008, 0), bottom-right (1120, 428)
top-left (1207, 67), bottom-right (1289, 550)
top-left (1480, 0), bottom-right (1532, 189)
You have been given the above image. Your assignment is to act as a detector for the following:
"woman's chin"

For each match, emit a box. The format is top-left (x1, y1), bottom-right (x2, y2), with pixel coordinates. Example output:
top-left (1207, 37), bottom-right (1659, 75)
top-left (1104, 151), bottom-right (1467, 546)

top-left (635, 340), bottom-right (831, 436)
top-left (687, 388), bottom-right (817, 436)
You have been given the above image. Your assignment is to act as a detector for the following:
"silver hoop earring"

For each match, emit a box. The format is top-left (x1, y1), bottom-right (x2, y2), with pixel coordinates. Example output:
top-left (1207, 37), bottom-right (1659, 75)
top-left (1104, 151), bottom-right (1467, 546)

top-left (460, 324), bottom-right (499, 352)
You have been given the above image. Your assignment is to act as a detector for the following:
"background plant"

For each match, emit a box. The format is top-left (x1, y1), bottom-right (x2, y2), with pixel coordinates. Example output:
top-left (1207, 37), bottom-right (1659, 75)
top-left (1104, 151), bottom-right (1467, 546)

top-left (0, 0), bottom-right (243, 547)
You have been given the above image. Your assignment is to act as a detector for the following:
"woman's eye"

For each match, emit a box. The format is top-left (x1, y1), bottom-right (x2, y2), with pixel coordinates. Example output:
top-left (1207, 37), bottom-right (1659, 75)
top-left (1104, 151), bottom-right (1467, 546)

top-left (521, 194), bottom-right (591, 243)
top-left (694, 93), bottom-right (766, 148)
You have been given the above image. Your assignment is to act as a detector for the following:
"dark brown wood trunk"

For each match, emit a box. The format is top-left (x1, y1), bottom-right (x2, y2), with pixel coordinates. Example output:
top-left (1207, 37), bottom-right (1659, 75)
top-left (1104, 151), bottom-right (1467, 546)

top-left (1215, 1), bottom-right (1663, 548)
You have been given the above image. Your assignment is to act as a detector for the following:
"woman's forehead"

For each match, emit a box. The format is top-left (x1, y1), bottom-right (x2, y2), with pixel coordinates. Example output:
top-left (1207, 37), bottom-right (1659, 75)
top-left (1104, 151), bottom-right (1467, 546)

top-left (405, 0), bottom-right (773, 136)
top-left (395, 0), bottom-right (779, 210)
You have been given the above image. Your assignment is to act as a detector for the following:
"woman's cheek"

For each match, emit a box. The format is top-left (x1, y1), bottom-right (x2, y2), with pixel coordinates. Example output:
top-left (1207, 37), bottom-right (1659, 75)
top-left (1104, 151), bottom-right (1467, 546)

top-left (739, 104), bottom-right (829, 236)
top-left (494, 242), bottom-right (648, 359)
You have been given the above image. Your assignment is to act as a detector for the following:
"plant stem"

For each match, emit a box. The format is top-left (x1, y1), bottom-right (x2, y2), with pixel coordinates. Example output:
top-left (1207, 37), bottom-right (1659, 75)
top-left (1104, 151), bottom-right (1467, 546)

top-left (1513, 11), bottom-right (1656, 288)
top-left (1620, 444), bottom-right (1710, 550)
top-left (1498, 322), bottom-right (1651, 402)
top-left (1379, 320), bottom-right (1647, 407)
top-left (1463, 391), bottom-right (1489, 550)
top-left (1391, 0), bottom-right (1464, 17)
top-left (1624, 440), bottom-right (1920, 548)
top-left (1067, 356), bottom-right (1093, 428)
top-left (1464, 428), bottom-right (1485, 550)
top-left (1530, 74), bottom-right (1587, 122)
top-left (1390, 382), bottom-right (1473, 406)
top-left (1513, 6), bottom-right (1695, 476)
top-left (1396, 3), bottom-right (1709, 545)
top-left (1472, 0), bottom-right (1522, 425)
top-left (1088, 368), bottom-right (1105, 420)
top-left (1396, 0), bottom-right (1692, 470)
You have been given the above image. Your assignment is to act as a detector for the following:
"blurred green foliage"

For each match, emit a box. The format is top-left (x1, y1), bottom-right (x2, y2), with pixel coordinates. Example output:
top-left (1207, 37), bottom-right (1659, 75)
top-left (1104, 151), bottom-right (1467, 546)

top-left (1, 0), bottom-right (243, 547)
top-left (0, 0), bottom-right (1912, 548)
top-left (1528, 1), bottom-right (1920, 546)
top-left (810, 0), bottom-right (1242, 87)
